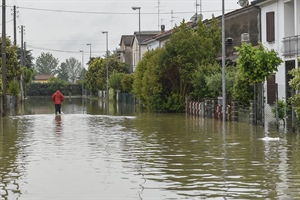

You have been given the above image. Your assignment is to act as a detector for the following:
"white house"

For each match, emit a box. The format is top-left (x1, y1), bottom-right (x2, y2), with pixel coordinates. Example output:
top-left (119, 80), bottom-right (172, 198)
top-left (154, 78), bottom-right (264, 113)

top-left (252, 0), bottom-right (300, 105)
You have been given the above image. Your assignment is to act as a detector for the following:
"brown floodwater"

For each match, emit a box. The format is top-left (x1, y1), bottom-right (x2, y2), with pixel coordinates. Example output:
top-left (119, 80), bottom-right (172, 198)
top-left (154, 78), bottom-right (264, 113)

top-left (0, 97), bottom-right (299, 199)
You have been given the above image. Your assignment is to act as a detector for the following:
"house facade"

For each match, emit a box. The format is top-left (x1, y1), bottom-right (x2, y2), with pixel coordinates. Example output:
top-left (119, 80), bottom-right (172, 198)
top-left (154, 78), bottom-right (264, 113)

top-left (252, 0), bottom-right (300, 105)
top-left (118, 35), bottom-right (134, 72)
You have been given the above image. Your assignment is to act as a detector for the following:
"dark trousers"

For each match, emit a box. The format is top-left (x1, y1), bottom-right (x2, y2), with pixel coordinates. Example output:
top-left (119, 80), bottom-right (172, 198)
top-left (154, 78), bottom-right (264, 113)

top-left (55, 104), bottom-right (61, 114)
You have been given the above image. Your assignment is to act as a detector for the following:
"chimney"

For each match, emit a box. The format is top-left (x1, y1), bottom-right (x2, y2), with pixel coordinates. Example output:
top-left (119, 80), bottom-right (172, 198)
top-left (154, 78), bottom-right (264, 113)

top-left (161, 25), bottom-right (165, 33)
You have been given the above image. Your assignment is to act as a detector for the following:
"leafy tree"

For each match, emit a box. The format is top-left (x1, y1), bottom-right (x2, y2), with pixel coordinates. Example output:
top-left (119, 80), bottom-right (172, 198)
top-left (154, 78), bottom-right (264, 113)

top-left (23, 67), bottom-right (34, 90)
top-left (17, 47), bottom-right (34, 69)
top-left (0, 37), bottom-right (21, 91)
top-left (85, 58), bottom-right (105, 94)
top-left (133, 18), bottom-right (222, 112)
top-left (109, 72), bottom-right (123, 91)
top-left (62, 57), bottom-right (82, 83)
top-left (121, 73), bottom-right (134, 93)
top-left (190, 64), bottom-right (220, 101)
top-left (85, 55), bottom-right (129, 95)
top-left (235, 42), bottom-right (282, 83)
top-left (289, 67), bottom-right (300, 117)
top-left (57, 62), bottom-right (69, 82)
top-left (234, 42), bottom-right (283, 106)
top-left (35, 52), bottom-right (59, 75)
top-left (205, 67), bottom-right (236, 102)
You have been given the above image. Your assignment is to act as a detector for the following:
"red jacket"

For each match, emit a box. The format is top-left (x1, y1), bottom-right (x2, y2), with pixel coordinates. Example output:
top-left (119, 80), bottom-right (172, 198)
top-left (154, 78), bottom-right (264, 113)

top-left (52, 90), bottom-right (64, 104)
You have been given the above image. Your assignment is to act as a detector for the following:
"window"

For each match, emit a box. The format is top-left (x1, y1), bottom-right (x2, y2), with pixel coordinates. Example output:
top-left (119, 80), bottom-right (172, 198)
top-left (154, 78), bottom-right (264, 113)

top-left (266, 12), bottom-right (275, 42)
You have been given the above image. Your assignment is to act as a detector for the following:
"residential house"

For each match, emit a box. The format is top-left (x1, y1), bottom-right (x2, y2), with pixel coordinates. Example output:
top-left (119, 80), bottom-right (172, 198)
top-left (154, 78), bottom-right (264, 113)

top-left (32, 74), bottom-right (53, 83)
top-left (145, 25), bottom-right (173, 51)
top-left (252, 0), bottom-right (300, 106)
top-left (118, 35), bottom-right (134, 72)
top-left (132, 31), bottom-right (160, 72)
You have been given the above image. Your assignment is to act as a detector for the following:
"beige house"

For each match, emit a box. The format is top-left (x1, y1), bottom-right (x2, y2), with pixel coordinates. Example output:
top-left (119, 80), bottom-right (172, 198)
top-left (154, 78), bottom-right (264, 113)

top-left (32, 74), bottom-right (53, 83)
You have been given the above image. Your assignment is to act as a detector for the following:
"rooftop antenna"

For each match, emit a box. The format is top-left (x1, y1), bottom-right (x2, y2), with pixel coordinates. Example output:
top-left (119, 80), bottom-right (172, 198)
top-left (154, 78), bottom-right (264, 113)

top-left (196, 0), bottom-right (203, 21)
top-left (156, 0), bottom-right (165, 31)
top-left (170, 10), bottom-right (177, 28)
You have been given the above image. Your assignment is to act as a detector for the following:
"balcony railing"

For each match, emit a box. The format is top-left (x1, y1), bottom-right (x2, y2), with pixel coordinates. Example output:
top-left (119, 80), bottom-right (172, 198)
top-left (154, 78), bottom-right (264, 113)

top-left (282, 35), bottom-right (300, 57)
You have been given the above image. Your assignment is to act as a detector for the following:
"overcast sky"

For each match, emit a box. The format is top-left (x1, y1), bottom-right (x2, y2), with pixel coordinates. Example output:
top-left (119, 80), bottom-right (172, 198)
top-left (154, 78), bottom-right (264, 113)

top-left (2, 0), bottom-right (242, 68)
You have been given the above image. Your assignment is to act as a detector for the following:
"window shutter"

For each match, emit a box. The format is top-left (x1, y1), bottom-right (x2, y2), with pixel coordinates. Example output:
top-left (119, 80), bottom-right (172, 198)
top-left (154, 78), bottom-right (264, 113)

top-left (267, 74), bottom-right (276, 105)
top-left (266, 12), bottom-right (275, 42)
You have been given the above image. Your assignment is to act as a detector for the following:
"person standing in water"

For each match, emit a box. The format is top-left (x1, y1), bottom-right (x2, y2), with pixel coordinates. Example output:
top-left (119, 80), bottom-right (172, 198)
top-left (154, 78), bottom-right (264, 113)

top-left (52, 90), bottom-right (65, 115)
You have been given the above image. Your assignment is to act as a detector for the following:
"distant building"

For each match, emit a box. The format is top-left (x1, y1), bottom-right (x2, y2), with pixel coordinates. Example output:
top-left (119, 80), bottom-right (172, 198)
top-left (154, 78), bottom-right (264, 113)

top-left (32, 74), bottom-right (53, 83)
top-left (118, 35), bottom-right (135, 72)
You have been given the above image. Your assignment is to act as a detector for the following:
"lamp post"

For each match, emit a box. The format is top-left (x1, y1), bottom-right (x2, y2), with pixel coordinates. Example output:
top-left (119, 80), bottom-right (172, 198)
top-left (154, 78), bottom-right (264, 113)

top-left (86, 43), bottom-right (91, 60)
top-left (102, 31), bottom-right (109, 100)
top-left (222, 0), bottom-right (226, 122)
top-left (79, 50), bottom-right (84, 97)
top-left (132, 6), bottom-right (141, 62)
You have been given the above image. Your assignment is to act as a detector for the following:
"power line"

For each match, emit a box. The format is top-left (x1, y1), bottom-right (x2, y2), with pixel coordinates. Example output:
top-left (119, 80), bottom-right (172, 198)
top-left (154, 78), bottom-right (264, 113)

top-left (11, 5), bottom-right (235, 15)
top-left (27, 44), bottom-right (105, 54)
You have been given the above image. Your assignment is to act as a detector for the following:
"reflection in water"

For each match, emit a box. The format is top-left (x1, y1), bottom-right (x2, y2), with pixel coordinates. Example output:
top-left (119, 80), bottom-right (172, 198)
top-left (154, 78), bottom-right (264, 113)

top-left (54, 115), bottom-right (62, 134)
top-left (0, 117), bottom-right (22, 200)
top-left (0, 98), bottom-right (300, 199)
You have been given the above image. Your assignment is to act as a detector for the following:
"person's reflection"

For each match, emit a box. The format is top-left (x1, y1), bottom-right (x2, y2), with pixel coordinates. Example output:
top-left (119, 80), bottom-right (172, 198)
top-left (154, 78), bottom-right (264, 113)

top-left (55, 115), bottom-right (62, 134)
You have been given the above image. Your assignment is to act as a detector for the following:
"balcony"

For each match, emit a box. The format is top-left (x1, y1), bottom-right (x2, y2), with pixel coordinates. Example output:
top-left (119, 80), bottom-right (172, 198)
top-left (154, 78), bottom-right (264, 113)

top-left (282, 35), bottom-right (300, 57)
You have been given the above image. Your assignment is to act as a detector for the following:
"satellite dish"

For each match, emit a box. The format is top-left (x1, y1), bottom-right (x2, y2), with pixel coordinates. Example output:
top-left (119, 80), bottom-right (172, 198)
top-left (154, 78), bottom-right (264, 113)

top-left (238, 0), bottom-right (249, 7)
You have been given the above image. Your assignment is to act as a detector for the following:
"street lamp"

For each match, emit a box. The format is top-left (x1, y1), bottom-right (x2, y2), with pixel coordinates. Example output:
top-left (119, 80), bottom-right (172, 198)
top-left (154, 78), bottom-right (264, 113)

top-left (132, 6), bottom-right (141, 63)
top-left (102, 31), bottom-right (109, 100)
top-left (86, 43), bottom-right (91, 60)
top-left (79, 50), bottom-right (84, 97)
top-left (222, 0), bottom-right (226, 121)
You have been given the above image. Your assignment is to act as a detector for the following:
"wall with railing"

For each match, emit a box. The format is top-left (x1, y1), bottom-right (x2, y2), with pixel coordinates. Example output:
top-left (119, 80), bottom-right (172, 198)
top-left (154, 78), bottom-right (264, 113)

top-left (282, 35), bottom-right (300, 57)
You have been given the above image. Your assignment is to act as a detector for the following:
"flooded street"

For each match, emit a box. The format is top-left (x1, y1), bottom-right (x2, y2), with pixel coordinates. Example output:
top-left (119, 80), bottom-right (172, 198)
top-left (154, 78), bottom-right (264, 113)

top-left (1, 97), bottom-right (300, 199)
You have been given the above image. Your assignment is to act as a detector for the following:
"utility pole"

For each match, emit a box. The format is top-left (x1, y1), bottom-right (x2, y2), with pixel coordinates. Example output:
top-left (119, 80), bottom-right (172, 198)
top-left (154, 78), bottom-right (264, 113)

top-left (2, 0), bottom-right (7, 116)
top-left (13, 5), bottom-right (17, 46)
top-left (20, 25), bottom-right (24, 67)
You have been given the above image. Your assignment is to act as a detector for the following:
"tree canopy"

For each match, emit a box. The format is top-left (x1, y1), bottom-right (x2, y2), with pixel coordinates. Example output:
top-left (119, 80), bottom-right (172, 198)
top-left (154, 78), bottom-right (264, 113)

top-left (0, 37), bottom-right (21, 89)
top-left (34, 52), bottom-right (59, 75)
top-left (133, 18), bottom-right (222, 112)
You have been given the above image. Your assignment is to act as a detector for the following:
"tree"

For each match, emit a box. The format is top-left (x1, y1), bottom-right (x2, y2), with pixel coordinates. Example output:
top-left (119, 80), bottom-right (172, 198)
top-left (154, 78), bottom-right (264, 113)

top-left (57, 62), bottom-right (69, 82)
top-left (85, 58), bottom-right (107, 94)
top-left (85, 55), bottom-right (129, 95)
top-left (133, 18), bottom-right (222, 112)
top-left (35, 52), bottom-right (59, 75)
top-left (64, 57), bottom-right (82, 83)
top-left (235, 42), bottom-right (282, 83)
top-left (234, 42), bottom-right (283, 106)
top-left (0, 37), bottom-right (21, 93)
top-left (17, 47), bottom-right (34, 69)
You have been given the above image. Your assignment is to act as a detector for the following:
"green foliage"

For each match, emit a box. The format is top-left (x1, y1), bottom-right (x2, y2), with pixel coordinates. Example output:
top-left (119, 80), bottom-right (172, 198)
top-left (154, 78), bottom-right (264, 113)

top-left (109, 72), bottom-right (124, 91)
top-left (7, 81), bottom-right (20, 96)
top-left (289, 67), bottom-right (300, 117)
top-left (23, 67), bottom-right (34, 84)
top-left (133, 48), bottom-right (164, 111)
top-left (233, 71), bottom-right (254, 106)
top-left (64, 57), bottom-right (82, 83)
top-left (34, 52), bottom-right (59, 75)
top-left (121, 73), bottom-right (134, 93)
top-left (17, 47), bottom-right (34, 69)
top-left (190, 64), bottom-right (220, 101)
top-left (48, 77), bottom-right (67, 93)
top-left (0, 37), bottom-right (22, 84)
top-left (132, 19), bottom-right (222, 112)
top-left (235, 42), bottom-right (283, 83)
top-left (85, 58), bottom-right (106, 94)
top-left (0, 79), bottom-right (2, 95)
top-left (85, 56), bottom-right (129, 95)
top-left (27, 82), bottom-right (81, 96)
top-left (57, 62), bottom-right (70, 82)
top-left (272, 100), bottom-right (287, 120)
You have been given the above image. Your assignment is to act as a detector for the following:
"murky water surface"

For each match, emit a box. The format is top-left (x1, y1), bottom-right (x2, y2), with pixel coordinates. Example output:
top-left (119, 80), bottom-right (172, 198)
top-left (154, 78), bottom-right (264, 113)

top-left (1, 97), bottom-right (300, 199)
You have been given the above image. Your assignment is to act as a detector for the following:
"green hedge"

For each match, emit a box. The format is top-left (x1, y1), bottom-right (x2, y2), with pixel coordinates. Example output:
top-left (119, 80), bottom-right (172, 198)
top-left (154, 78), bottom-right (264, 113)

top-left (27, 83), bottom-right (82, 96)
